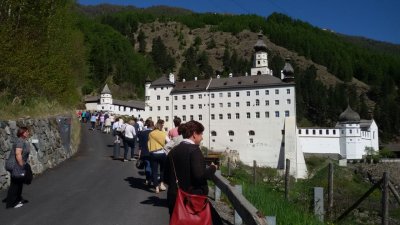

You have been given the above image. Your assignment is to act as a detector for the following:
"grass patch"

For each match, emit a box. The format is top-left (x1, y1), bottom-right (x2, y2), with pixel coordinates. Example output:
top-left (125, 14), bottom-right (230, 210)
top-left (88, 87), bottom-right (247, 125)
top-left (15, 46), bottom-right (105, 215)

top-left (220, 163), bottom-right (323, 225)
top-left (0, 96), bottom-right (72, 119)
top-left (218, 157), bottom-right (396, 225)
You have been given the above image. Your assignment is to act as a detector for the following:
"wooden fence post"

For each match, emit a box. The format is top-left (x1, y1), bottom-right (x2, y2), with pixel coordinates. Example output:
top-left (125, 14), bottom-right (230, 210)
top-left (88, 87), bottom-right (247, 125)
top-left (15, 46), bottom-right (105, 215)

top-left (253, 160), bottom-right (256, 185)
top-left (382, 172), bottom-right (389, 225)
top-left (234, 185), bottom-right (243, 225)
top-left (285, 159), bottom-right (290, 200)
top-left (328, 163), bottom-right (334, 220)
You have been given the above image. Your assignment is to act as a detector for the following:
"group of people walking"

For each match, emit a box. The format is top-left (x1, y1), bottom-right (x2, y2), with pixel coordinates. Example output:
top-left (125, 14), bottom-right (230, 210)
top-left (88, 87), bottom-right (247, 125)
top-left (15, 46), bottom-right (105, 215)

top-left (5, 113), bottom-right (222, 224)
top-left (114, 116), bottom-right (222, 224)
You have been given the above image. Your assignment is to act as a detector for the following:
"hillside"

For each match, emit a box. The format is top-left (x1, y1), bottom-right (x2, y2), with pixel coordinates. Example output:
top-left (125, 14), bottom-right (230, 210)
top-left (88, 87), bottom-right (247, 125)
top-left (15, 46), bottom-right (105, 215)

top-left (2, 2), bottom-right (399, 142)
top-left (136, 21), bottom-right (367, 91)
top-left (75, 4), bottom-right (400, 141)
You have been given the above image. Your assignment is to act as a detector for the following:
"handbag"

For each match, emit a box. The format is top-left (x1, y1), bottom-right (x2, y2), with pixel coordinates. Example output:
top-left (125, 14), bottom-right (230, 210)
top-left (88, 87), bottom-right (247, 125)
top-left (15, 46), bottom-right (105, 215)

top-left (5, 150), bottom-right (33, 184)
top-left (169, 158), bottom-right (212, 225)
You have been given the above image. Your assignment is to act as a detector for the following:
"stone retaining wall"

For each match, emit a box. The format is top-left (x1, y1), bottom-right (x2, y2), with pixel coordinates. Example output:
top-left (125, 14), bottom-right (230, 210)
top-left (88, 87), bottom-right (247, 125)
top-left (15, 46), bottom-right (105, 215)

top-left (0, 116), bottom-right (78, 190)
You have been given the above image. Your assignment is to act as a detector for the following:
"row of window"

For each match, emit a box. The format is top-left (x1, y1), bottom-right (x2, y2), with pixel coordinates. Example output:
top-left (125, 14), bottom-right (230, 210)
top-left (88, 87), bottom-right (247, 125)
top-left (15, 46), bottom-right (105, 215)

top-left (211, 138), bottom-right (255, 143)
top-left (298, 129), bottom-right (363, 135)
top-left (156, 111), bottom-right (290, 124)
top-left (149, 99), bottom-right (292, 111)
top-left (299, 129), bottom-right (337, 135)
top-left (152, 89), bottom-right (292, 101)
top-left (163, 111), bottom-right (290, 122)
top-left (211, 111), bottom-right (290, 119)
top-left (210, 130), bottom-right (255, 136)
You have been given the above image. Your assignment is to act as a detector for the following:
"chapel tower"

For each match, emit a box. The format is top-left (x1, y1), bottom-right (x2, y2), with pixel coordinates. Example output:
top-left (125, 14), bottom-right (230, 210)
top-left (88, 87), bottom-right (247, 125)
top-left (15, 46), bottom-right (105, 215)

top-left (100, 84), bottom-right (112, 109)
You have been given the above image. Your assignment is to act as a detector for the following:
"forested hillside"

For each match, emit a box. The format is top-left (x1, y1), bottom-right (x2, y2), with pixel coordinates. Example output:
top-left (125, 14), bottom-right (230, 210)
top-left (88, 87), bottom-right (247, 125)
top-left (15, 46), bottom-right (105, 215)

top-left (1, 2), bottom-right (399, 142)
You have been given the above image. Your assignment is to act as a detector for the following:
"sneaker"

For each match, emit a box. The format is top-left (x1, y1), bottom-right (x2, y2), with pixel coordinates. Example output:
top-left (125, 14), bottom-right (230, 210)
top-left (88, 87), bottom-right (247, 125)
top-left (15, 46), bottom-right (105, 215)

top-left (159, 183), bottom-right (166, 191)
top-left (123, 159), bottom-right (128, 162)
top-left (130, 158), bottom-right (136, 161)
top-left (155, 186), bottom-right (160, 194)
top-left (14, 202), bottom-right (23, 208)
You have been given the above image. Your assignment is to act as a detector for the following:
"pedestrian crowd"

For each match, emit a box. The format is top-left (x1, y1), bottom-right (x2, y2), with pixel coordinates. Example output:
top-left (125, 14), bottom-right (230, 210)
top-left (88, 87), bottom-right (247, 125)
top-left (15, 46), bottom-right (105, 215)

top-left (6, 110), bottom-right (222, 224)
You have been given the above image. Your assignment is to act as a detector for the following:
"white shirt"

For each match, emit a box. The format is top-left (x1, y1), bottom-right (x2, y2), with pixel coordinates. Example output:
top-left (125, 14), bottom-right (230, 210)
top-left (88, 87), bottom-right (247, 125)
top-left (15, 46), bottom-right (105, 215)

top-left (137, 120), bottom-right (144, 131)
top-left (124, 124), bottom-right (136, 139)
top-left (112, 121), bottom-right (120, 130)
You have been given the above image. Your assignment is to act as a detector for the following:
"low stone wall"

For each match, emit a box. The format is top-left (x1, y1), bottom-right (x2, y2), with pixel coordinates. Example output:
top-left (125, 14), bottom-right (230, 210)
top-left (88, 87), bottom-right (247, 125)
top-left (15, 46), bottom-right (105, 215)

top-left (0, 116), bottom-right (78, 190)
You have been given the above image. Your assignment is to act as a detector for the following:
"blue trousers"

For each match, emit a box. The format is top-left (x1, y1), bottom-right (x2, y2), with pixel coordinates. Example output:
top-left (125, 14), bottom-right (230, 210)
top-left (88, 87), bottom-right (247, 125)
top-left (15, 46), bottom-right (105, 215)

top-left (150, 152), bottom-right (166, 187)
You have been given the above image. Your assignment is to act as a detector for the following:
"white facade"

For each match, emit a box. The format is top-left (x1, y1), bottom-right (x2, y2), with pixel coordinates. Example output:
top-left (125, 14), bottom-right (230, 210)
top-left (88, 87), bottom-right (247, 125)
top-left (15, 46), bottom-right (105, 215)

top-left (298, 119), bottom-right (379, 160)
top-left (85, 84), bottom-right (145, 117)
top-left (142, 34), bottom-right (379, 178)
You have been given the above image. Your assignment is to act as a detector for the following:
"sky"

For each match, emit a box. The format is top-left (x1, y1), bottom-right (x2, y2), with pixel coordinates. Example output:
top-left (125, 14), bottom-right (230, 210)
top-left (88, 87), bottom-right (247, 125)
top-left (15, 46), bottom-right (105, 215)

top-left (78, 0), bottom-right (400, 45)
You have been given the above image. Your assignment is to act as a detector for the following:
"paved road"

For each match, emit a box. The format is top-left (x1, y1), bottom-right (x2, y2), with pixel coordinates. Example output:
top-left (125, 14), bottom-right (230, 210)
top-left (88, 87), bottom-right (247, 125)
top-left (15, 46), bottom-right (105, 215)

top-left (0, 123), bottom-right (169, 225)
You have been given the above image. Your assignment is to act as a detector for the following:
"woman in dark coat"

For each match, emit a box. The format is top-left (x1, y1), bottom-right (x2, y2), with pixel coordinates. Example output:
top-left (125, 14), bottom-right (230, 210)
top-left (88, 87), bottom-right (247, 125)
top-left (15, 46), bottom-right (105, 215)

top-left (164, 120), bottom-right (222, 224)
top-left (6, 127), bottom-right (31, 208)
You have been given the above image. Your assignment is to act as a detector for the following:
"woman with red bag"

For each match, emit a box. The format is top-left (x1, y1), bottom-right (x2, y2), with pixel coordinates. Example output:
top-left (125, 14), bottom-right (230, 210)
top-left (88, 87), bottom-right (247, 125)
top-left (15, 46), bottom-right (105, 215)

top-left (164, 120), bottom-right (223, 225)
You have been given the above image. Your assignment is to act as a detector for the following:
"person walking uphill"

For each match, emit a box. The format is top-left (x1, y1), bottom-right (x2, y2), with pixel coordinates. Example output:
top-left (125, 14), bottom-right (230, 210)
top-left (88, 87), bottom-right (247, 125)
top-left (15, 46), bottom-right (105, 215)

top-left (5, 127), bottom-right (32, 209)
top-left (164, 121), bottom-right (222, 225)
top-left (148, 119), bottom-right (170, 193)
top-left (123, 120), bottom-right (137, 162)
top-left (137, 119), bottom-right (154, 186)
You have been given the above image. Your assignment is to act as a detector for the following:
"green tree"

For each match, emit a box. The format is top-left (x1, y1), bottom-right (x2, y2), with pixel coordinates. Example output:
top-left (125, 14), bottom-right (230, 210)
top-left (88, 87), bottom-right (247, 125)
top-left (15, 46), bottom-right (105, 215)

top-left (137, 29), bottom-right (146, 53)
top-left (150, 36), bottom-right (175, 73)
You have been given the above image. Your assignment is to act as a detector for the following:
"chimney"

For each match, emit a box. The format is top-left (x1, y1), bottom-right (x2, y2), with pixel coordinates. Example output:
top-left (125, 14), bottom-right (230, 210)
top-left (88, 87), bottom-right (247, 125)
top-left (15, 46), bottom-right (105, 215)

top-left (194, 77), bottom-right (197, 81)
top-left (229, 73), bottom-right (233, 78)
top-left (182, 78), bottom-right (186, 82)
top-left (217, 75), bottom-right (220, 79)
top-left (245, 72), bottom-right (248, 76)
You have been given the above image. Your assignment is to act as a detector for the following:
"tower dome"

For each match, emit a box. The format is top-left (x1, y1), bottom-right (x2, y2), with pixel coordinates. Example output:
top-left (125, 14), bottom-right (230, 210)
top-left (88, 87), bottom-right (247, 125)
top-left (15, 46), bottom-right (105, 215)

top-left (282, 58), bottom-right (295, 82)
top-left (253, 31), bottom-right (267, 52)
top-left (339, 105), bottom-right (360, 124)
top-left (101, 84), bottom-right (111, 94)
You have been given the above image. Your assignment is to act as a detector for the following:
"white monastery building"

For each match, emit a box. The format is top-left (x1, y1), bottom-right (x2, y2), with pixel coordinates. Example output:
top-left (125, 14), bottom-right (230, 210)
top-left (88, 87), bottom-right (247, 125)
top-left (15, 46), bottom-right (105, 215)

top-left (84, 84), bottom-right (145, 118)
top-left (88, 33), bottom-right (379, 178)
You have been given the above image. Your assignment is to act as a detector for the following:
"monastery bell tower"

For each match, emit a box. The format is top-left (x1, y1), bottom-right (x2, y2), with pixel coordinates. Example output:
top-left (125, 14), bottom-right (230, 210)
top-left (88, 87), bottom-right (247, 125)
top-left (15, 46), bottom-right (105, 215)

top-left (251, 31), bottom-right (273, 76)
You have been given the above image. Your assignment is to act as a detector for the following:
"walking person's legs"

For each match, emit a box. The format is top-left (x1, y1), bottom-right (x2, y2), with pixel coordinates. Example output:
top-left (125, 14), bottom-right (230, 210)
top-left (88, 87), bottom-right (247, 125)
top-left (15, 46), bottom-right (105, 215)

top-left (6, 178), bottom-right (23, 208)
top-left (123, 139), bottom-right (129, 161)
top-left (130, 139), bottom-right (136, 160)
top-left (150, 153), bottom-right (160, 193)
top-left (158, 153), bottom-right (167, 190)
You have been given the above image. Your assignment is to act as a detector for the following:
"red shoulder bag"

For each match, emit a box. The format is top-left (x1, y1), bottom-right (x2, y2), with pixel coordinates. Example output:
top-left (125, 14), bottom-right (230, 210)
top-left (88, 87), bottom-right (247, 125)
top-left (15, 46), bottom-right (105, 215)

top-left (169, 158), bottom-right (212, 225)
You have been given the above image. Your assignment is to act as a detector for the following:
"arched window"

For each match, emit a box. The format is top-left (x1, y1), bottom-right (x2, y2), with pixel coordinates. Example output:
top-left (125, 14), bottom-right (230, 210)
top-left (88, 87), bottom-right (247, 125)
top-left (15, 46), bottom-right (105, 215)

top-left (211, 131), bottom-right (217, 136)
top-left (249, 130), bottom-right (255, 136)
top-left (228, 130), bottom-right (234, 136)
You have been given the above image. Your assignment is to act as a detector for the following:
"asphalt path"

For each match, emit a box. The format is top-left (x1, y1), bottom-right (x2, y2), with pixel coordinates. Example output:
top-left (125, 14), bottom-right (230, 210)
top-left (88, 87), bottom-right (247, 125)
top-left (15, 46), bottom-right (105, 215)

top-left (0, 123), bottom-right (169, 225)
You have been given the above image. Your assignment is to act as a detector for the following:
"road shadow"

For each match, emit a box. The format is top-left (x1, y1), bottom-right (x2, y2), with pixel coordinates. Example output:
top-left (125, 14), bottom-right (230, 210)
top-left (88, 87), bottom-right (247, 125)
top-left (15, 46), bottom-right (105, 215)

top-left (140, 195), bottom-right (168, 208)
top-left (124, 176), bottom-right (168, 207)
top-left (124, 176), bottom-right (153, 193)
